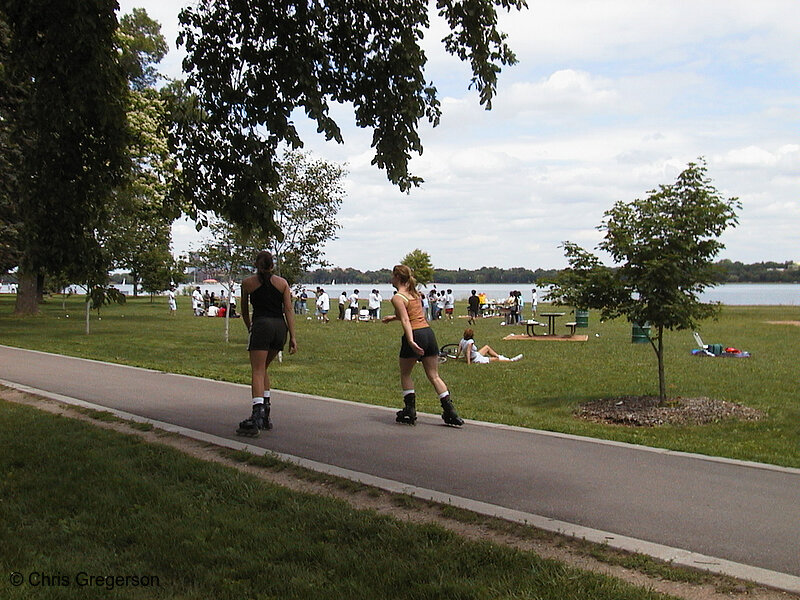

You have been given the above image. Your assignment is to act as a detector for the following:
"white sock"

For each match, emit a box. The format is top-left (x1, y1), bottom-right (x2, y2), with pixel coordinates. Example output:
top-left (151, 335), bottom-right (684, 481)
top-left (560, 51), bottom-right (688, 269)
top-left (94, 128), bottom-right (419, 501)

top-left (263, 391), bottom-right (271, 403)
top-left (252, 397), bottom-right (263, 405)
top-left (402, 389), bottom-right (415, 397)
top-left (438, 391), bottom-right (449, 399)
top-left (512, 354), bottom-right (523, 361)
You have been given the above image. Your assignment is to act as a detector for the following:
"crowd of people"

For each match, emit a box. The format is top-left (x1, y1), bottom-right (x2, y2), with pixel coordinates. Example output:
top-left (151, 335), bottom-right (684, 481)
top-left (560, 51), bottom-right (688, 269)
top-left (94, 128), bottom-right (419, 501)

top-left (288, 286), bottom-right (384, 322)
top-left (188, 286), bottom-right (239, 318)
top-left (179, 283), bottom-right (540, 326)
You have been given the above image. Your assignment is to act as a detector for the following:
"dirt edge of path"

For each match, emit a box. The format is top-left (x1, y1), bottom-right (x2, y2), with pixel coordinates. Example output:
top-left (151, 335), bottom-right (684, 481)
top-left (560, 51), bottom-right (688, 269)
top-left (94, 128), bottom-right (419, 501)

top-left (2, 387), bottom-right (795, 600)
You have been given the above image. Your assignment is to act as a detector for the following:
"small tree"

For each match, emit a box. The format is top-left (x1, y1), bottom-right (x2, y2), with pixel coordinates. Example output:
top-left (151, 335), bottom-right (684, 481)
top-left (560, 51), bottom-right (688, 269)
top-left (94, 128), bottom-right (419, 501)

top-left (267, 150), bottom-right (345, 286)
top-left (138, 248), bottom-right (182, 300)
top-left (548, 160), bottom-right (740, 402)
top-left (195, 220), bottom-right (255, 342)
top-left (84, 286), bottom-right (126, 335)
top-left (401, 249), bottom-right (434, 287)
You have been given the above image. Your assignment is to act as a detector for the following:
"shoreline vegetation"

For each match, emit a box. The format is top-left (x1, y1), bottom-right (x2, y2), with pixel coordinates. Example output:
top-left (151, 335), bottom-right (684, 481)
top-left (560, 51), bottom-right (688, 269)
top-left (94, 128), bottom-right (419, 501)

top-left (3, 260), bottom-right (798, 289)
top-left (296, 260), bottom-right (800, 286)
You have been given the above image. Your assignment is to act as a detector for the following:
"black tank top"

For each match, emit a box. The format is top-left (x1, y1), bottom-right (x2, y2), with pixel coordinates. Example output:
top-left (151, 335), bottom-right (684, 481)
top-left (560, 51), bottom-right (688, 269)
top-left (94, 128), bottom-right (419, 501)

top-left (250, 276), bottom-right (284, 319)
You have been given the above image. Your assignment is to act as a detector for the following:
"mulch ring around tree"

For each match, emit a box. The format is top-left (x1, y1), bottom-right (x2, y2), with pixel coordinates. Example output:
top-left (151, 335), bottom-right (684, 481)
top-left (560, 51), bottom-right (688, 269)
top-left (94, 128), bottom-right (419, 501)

top-left (576, 396), bottom-right (765, 427)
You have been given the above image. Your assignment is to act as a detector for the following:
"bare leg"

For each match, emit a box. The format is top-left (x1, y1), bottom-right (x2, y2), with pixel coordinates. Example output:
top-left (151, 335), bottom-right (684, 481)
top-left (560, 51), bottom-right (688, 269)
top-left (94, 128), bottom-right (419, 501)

top-left (250, 349), bottom-right (281, 397)
top-left (421, 355), bottom-right (448, 396)
top-left (399, 357), bottom-right (417, 391)
top-left (479, 345), bottom-right (500, 358)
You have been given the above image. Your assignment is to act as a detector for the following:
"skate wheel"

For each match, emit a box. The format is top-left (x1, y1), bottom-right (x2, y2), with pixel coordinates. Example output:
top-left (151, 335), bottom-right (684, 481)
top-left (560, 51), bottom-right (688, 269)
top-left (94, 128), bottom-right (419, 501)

top-left (236, 429), bottom-right (260, 437)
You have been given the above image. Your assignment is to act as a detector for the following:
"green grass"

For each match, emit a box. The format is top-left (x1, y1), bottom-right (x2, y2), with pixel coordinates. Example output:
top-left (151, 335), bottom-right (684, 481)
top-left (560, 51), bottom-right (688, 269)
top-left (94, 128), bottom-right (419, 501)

top-left (1, 294), bottom-right (799, 467)
top-left (0, 399), bottom-right (678, 600)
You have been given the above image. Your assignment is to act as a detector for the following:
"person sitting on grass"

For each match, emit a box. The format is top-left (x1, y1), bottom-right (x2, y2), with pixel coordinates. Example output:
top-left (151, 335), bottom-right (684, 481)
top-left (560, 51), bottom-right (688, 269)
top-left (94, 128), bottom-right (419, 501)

top-left (457, 328), bottom-right (522, 364)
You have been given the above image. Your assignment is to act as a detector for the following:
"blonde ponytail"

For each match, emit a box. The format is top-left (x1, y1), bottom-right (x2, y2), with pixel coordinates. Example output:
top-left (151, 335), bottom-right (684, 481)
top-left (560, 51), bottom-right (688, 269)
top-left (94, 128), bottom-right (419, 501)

top-left (392, 264), bottom-right (420, 299)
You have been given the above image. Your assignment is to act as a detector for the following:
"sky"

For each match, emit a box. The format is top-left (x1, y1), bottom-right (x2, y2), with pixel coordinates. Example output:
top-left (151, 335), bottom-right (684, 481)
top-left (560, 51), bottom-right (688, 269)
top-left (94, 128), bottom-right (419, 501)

top-left (118, 0), bottom-right (800, 271)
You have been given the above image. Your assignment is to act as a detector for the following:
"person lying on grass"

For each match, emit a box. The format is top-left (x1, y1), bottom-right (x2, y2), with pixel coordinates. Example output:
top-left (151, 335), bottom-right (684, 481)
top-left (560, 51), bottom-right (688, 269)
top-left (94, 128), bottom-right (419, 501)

top-left (457, 329), bottom-right (522, 364)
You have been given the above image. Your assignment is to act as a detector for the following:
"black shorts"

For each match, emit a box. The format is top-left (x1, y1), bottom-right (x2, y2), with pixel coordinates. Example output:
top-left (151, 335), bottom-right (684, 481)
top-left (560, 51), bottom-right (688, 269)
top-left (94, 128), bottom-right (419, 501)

top-left (399, 327), bottom-right (439, 361)
top-left (248, 317), bottom-right (288, 352)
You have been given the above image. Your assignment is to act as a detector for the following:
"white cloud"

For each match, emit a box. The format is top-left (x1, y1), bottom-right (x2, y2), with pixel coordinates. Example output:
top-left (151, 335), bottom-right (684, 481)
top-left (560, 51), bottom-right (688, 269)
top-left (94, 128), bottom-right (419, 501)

top-left (503, 70), bottom-right (619, 115)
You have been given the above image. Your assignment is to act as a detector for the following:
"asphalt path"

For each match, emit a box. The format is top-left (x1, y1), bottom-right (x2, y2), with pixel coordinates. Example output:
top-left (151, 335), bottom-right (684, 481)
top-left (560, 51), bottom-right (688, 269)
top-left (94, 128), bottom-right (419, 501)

top-left (1, 345), bottom-right (798, 591)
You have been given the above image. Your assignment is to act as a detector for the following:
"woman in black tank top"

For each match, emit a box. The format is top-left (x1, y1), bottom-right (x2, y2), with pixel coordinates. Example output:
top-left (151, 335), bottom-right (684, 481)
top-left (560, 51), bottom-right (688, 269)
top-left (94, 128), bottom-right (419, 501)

top-left (236, 251), bottom-right (297, 437)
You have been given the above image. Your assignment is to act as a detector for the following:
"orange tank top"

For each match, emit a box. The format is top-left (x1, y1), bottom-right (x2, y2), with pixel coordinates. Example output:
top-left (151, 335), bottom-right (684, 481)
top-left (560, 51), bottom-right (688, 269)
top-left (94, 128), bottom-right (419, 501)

top-left (397, 292), bottom-right (428, 330)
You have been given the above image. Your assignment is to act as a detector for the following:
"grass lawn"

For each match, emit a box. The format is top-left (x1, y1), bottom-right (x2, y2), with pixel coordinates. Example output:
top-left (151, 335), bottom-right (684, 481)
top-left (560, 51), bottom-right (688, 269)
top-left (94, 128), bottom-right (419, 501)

top-left (1, 294), bottom-right (799, 467)
top-left (0, 399), bottom-right (677, 600)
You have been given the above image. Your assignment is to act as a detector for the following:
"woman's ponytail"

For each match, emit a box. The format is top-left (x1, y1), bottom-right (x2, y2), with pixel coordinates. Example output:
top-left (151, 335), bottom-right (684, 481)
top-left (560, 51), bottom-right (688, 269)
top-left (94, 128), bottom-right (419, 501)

top-left (255, 251), bottom-right (274, 285)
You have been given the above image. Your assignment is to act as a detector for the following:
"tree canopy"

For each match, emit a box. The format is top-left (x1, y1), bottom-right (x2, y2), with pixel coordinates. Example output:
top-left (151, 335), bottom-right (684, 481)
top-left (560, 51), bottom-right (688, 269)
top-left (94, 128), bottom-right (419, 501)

top-left (401, 249), bottom-right (435, 287)
top-left (118, 7), bottom-right (168, 91)
top-left (176, 0), bottom-right (526, 232)
top-left (548, 160), bottom-right (740, 401)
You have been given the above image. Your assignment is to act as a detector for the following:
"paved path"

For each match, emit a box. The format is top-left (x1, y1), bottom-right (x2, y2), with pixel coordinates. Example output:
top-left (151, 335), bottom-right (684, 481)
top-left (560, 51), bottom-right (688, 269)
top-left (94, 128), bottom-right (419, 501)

top-left (1, 345), bottom-right (798, 592)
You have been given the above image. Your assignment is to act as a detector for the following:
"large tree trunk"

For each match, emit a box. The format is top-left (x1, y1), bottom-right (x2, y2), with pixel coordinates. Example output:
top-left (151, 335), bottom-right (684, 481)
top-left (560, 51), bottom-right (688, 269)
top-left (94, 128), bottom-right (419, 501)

top-left (14, 270), bottom-right (40, 315)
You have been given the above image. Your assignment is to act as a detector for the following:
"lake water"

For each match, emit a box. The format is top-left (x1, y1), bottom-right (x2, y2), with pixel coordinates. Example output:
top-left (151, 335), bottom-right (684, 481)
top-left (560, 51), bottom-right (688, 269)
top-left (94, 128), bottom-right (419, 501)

top-left (306, 282), bottom-right (800, 306)
top-left (1, 282), bottom-right (797, 306)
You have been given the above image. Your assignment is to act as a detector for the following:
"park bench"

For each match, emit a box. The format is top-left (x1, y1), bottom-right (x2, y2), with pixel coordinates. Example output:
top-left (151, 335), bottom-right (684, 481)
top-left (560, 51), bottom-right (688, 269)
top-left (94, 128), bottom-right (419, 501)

top-left (564, 321), bottom-right (578, 336)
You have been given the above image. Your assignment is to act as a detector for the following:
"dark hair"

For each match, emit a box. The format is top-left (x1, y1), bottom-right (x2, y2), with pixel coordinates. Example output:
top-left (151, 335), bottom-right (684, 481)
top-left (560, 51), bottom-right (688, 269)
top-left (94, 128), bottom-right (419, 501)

top-left (255, 251), bottom-right (274, 284)
top-left (471, 290), bottom-right (476, 295)
top-left (463, 328), bottom-right (474, 340)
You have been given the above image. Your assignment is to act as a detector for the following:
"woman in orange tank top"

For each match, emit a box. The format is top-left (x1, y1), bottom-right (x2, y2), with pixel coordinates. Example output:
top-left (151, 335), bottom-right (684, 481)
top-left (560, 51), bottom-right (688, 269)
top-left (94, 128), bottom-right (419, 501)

top-left (382, 265), bottom-right (464, 426)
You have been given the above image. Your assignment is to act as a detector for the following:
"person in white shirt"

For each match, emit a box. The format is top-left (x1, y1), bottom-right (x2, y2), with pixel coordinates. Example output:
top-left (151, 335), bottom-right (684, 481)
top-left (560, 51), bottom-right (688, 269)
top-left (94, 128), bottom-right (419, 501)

top-left (531, 288), bottom-right (538, 316)
top-left (229, 285), bottom-right (237, 316)
top-left (368, 289), bottom-right (382, 320)
top-left (192, 286), bottom-right (203, 316)
top-left (457, 329), bottom-right (522, 363)
top-left (316, 288), bottom-right (330, 323)
top-left (338, 291), bottom-right (347, 320)
top-left (167, 287), bottom-right (177, 316)
top-left (444, 289), bottom-right (455, 321)
top-left (348, 289), bottom-right (360, 320)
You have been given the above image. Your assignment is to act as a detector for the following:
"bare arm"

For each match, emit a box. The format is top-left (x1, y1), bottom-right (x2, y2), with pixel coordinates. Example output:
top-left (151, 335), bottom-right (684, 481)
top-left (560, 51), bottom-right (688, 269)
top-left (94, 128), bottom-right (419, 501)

top-left (279, 278), bottom-right (298, 354)
top-left (386, 294), bottom-right (423, 355)
top-left (241, 281), bottom-right (252, 331)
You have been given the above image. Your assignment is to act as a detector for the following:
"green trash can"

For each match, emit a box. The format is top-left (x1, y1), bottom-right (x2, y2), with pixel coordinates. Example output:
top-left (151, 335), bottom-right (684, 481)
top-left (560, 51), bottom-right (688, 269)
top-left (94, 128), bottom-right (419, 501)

top-left (631, 322), bottom-right (651, 343)
top-left (575, 309), bottom-right (589, 328)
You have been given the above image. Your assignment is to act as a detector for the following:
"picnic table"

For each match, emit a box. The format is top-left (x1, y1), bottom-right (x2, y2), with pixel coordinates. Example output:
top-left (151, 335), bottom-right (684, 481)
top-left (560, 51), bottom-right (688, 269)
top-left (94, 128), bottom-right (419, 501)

top-left (538, 312), bottom-right (565, 336)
